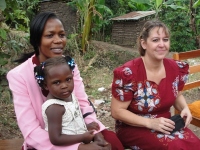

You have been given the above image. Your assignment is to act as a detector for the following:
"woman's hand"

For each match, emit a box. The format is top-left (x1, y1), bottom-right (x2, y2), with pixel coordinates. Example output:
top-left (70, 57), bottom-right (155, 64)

top-left (93, 132), bottom-right (111, 148)
top-left (180, 106), bottom-right (192, 127)
top-left (147, 117), bottom-right (175, 135)
top-left (82, 130), bottom-right (95, 144)
top-left (78, 132), bottom-right (111, 150)
top-left (173, 92), bottom-right (192, 127)
top-left (86, 122), bottom-right (100, 131)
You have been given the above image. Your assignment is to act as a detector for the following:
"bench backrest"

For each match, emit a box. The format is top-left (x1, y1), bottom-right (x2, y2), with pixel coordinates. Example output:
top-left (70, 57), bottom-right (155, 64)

top-left (173, 49), bottom-right (200, 91)
top-left (0, 139), bottom-right (23, 150)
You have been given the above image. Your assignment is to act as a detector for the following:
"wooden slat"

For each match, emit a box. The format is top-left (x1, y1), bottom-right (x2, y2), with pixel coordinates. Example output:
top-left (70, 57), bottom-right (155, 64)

top-left (190, 117), bottom-right (200, 127)
top-left (173, 52), bottom-right (179, 60)
top-left (174, 49), bottom-right (200, 60)
top-left (183, 80), bottom-right (200, 91)
top-left (173, 49), bottom-right (200, 127)
top-left (175, 110), bottom-right (200, 127)
top-left (189, 65), bottom-right (200, 74)
top-left (0, 139), bottom-right (23, 150)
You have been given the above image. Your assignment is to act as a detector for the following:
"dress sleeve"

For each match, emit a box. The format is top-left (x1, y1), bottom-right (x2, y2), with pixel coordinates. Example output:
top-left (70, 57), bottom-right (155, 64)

top-left (73, 64), bottom-right (106, 132)
top-left (175, 60), bottom-right (189, 91)
top-left (112, 66), bottom-right (135, 102)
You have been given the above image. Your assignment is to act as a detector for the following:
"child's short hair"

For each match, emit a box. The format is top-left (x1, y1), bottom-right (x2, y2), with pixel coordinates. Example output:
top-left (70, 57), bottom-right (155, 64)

top-left (34, 56), bottom-right (75, 88)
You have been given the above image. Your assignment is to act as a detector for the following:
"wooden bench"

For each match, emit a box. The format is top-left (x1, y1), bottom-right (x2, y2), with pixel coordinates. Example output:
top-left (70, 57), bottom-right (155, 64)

top-left (173, 49), bottom-right (200, 127)
top-left (0, 138), bottom-right (23, 150)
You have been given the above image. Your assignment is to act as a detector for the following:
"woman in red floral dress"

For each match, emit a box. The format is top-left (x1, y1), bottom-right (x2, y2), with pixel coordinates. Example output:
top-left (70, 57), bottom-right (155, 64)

top-left (111, 19), bottom-right (200, 150)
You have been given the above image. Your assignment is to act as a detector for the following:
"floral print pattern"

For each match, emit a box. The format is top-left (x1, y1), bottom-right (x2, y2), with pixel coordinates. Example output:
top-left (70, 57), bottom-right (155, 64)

top-left (130, 145), bottom-right (142, 150)
top-left (176, 61), bottom-right (187, 68)
top-left (112, 58), bottom-right (199, 149)
top-left (172, 60), bottom-right (189, 97)
top-left (115, 79), bottom-right (134, 101)
top-left (151, 129), bottom-right (185, 140)
top-left (134, 81), bottom-right (160, 112)
top-left (172, 76), bottom-right (179, 97)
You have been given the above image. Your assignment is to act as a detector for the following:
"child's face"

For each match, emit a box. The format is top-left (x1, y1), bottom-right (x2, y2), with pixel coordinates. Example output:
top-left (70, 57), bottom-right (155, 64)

top-left (44, 64), bottom-right (74, 101)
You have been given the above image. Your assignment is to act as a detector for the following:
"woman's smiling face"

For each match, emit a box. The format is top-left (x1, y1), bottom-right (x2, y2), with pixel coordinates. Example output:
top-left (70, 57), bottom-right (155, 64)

top-left (141, 27), bottom-right (170, 60)
top-left (38, 18), bottom-right (67, 62)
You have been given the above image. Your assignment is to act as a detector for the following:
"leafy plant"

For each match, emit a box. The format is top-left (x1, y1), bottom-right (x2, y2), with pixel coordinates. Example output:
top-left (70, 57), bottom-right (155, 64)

top-left (160, 3), bottom-right (197, 52)
top-left (192, 0), bottom-right (200, 48)
top-left (0, 0), bottom-right (32, 104)
top-left (92, 0), bottom-right (113, 41)
top-left (2, 0), bottom-right (39, 31)
top-left (193, 0), bottom-right (200, 8)
top-left (0, 28), bottom-right (7, 40)
top-left (0, 0), bottom-right (6, 11)
top-left (127, 0), bottom-right (152, 11)
top-left (68, 0), bottom-right (112, 52)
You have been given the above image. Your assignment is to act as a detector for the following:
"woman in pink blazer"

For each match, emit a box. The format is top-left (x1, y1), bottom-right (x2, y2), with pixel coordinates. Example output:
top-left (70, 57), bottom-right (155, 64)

top-left (7, 12), bottom-right (123, 150)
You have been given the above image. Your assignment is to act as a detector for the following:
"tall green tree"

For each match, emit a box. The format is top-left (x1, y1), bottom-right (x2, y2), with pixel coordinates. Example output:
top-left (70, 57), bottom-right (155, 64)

top-left (0, 0), bottom-right (6, 11)
top-left (68, 0), bottom-right (112, 52)
top-left (192, 0), bottom-right (200, 47)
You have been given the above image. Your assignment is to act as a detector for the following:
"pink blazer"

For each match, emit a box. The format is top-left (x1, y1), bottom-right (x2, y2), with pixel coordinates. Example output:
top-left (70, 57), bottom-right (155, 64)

top-left (7, 56), bottom-right (105, 150)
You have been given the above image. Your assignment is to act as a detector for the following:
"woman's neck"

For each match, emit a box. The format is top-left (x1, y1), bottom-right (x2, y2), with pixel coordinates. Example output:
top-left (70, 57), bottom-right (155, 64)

top-left (142, 56), bottom-right (163, 72)
top-left (141, 56), bottom-right (165, 85)
top-left (37, 55), bottom-right (46, 63)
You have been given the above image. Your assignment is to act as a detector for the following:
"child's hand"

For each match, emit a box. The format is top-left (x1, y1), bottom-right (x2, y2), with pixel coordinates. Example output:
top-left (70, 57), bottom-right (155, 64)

top-left (86, 121), bottom-right (100, 131)
top-left (82, 130), bottom-right (95, 144)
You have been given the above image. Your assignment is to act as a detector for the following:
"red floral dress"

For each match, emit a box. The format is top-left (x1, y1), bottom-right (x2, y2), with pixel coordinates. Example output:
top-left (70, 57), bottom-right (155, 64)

top-left (112, 57), bottom-right (200, 150)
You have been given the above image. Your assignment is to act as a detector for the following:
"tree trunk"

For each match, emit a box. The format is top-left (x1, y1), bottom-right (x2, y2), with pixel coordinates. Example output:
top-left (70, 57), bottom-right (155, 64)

top-left (190, 0), bottom-right (200, 48)
top-left (81, 0), bottom-right (95, 53)
top-left (190, 0), bottom-right (196, 33)
top-left (0, 10), bottom-right (5, 22)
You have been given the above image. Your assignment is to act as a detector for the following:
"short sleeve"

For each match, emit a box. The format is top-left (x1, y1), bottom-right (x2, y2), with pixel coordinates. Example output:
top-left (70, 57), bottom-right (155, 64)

top-left (175, 60), bottom-right (189, 91)
top-left (112, 66), bottom-right (135, 101)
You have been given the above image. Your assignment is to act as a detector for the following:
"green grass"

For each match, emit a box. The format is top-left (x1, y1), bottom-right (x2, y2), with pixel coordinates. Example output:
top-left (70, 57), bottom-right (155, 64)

top-left (82, 67), bottom-right (113, 101)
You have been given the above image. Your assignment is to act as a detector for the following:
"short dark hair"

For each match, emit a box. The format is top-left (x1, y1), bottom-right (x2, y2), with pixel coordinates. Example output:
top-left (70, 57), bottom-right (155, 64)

top-left (34, 56), bottom-right (75, 88)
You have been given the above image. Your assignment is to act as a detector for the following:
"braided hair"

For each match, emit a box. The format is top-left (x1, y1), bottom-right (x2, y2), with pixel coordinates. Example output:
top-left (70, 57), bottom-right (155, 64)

top-left (34, 56), bottom-right (75, 88)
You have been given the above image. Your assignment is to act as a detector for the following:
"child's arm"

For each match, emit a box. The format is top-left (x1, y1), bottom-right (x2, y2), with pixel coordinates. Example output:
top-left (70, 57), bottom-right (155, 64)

top-left (46, 104), bottom-right (95, 146)
top-left (86, 121), bottom-right (100, 131)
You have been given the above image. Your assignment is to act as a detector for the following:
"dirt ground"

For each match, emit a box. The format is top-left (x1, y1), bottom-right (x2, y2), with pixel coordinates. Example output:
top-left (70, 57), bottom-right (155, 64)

top-left (0, 40), bottom-right (200, 141)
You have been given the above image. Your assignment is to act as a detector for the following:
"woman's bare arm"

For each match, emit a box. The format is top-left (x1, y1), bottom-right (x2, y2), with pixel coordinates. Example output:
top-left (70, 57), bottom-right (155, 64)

top-left (111, 97), bottom-right (149, 127)
top-left (173, 91), bottom-right (192, 127)
top-left (111, 96), bottom-right (175, 134)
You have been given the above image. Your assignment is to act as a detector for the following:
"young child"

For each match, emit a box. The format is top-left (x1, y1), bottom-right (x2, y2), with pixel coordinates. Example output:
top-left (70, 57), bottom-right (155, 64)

top-left (34, 56), bottom-right (100, 146)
